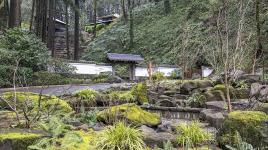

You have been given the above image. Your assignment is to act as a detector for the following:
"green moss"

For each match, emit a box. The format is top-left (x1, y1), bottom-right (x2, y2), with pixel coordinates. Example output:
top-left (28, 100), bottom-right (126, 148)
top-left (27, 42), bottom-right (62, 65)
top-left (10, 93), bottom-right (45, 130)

top-left (218, 111), bottom-right (268, 148)
top-left (0, 132), bottom-right (43, 150)
top-left (106, 91), bottom-right (136, 103)
top-left (0, 92), bottom-right (72, 115)
top-left (59, 130), bottom-right (95, 150)
top-left (97, 103), bottom-right (161, 126)
top-left (203, 90), bottom-right (226, 101)
top-left (131, 82), bottom-right (149, 104)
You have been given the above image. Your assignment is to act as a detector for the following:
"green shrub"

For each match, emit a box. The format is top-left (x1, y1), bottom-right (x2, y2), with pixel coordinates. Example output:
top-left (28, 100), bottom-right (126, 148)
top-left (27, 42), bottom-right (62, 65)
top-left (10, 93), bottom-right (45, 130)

top-left (152, 71), bottom-right (165, 81)
top-left (78, 110), bottom-right (98, 126)
top-left (131, 83), bottom-right (149, 104)
top-left (31, 71), bottom-right (71, 86)
top-left (233, 80), bottom-right (249, 89)
top-left (97, 103), bottom-right (161, 126)
top-left (92, 72), bottom-right (120, 83)
top-left (158, 80), bottom-right (181, 91)
top-left (218, 111), bottom-right (268, 148)
top-left (170, 69), bottom-right (182, 79)
top-left (95, 122), bottom-right (145, 150)
top-left (0, 132), bottom-right (43, 150)
top-left (74, 89), bottom-right (100, 103)
top-left (0, 92), bottom-right (73, 116)
top-left (106, 91), bottom-right (136, 103)
top-left (71, 89), bottom-right (100, 108)
top-left (85, 24), bottom-right (106, 33)
top-left (187, 92), bottom-right (206, 108)
top-left (29, 116), bottom-right (95, 150)
top-left (176, 121), bottom-right (213, 148)
top-left (0, 65), bottom-right (33, 87)
top-left (0, 28), bottom-right (50, 71)
top-left (48, 59), bottom-right (76, 74)
top-left (225, 131), bottom-right (254, 150)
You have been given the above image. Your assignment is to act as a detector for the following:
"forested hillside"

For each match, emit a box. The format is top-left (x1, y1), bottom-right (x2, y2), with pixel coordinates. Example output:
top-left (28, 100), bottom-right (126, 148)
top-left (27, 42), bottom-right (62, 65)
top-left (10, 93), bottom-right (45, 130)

top-left (83, 0), bottom-right (268, 67)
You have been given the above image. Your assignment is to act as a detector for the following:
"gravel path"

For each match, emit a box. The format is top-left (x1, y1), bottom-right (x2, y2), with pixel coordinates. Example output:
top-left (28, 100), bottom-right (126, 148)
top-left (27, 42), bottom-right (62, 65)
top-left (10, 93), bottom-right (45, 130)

top-left (0, 83), bottom-right (114, 96)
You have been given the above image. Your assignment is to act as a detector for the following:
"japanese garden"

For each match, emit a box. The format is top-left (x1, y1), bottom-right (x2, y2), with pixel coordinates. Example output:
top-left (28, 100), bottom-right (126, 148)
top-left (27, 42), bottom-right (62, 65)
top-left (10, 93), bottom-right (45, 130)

top-left (0, 0), bottom-right (268, 149)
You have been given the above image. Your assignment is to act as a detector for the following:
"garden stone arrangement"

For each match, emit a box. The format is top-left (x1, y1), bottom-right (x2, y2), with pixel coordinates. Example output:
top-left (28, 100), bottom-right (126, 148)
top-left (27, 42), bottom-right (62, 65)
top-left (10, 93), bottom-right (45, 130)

top-left (0, 74), bottom-right (268, 150)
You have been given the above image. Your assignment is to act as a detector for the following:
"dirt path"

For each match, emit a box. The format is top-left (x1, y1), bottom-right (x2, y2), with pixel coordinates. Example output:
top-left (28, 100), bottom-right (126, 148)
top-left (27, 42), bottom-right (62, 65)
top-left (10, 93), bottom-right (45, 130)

top-left (0, 83), bottom-right (114, 96)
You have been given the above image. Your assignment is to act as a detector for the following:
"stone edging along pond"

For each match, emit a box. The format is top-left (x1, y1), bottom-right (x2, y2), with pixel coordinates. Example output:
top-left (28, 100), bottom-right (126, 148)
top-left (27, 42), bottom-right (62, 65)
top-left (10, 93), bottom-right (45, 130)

top-left (83, 105), bottom-right (203, 120)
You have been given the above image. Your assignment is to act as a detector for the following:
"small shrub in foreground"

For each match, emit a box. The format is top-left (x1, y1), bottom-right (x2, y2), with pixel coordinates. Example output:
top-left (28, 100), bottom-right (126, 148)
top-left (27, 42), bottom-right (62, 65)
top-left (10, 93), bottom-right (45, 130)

top-left (74, 89), bottom-right (100, 106)
top-left (218, 111), bottom-right (268, 148)
top-left (94, 122), bottom-right (145, 150)
top-left (176, 121), bottom-right (213, 148)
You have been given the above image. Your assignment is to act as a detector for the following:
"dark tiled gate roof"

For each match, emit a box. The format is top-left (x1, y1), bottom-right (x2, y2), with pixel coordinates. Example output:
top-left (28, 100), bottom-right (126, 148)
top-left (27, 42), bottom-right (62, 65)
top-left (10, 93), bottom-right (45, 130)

top-left (107, 53), bottom-right (144, 62)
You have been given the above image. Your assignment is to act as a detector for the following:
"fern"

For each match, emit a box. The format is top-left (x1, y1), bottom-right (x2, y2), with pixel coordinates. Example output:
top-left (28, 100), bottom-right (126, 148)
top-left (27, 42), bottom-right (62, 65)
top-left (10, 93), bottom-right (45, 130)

top-left (225, 131), bottom-right (254, 150)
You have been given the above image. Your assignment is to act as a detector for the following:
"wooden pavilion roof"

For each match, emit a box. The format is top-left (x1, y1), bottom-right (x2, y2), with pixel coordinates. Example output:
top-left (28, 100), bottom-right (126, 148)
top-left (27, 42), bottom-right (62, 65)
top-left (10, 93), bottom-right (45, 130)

top-left (107, 53), bottom-right (144, 63)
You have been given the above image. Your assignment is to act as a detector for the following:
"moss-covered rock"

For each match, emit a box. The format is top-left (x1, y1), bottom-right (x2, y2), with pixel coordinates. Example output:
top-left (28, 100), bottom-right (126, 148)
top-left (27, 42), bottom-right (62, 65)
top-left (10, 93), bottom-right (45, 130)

top-left (0, 92), bottom-right (72, 115)
top-left (97, 103), bottom-right (161, 126)
top-left (203, 84), bottom-right (250, 101)
top-left (255, 103), bottom-right (268, 114)
top-left (56, 130), bottom-right (95, 150)
top-left (180, 80), bottom-right (213, 94)
top-left (203, 90), bottom-right (226, 101)
top-left (131, 82), bottom-right (149, 104)
top-left (218, 111), bottom-right (268, 148)
top-left (0, 131), bottom-right (43, 150)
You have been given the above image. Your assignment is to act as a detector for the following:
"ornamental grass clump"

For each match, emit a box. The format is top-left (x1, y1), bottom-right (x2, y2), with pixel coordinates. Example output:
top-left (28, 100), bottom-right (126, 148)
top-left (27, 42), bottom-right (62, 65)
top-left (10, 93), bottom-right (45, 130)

top-left (95, 122), bottom-right (145, 150)
top-left (176, 121), bottom-right (213, 148)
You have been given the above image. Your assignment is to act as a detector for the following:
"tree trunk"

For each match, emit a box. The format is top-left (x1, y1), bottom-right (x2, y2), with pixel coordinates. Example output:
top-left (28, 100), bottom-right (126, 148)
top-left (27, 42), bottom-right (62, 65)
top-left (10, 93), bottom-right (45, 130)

top-left (41, 0), bottom-right (48, 42)
top-left (48, 0), bottom-right (55, 57)
top-left (164, 0), bottom-right (171, 14)
top-left (66, 4), bottom-right (70, 59)
top-left (29, 0), bottom-right (35, 31)
top-left (8, 0), bottom-right (21, 28)
top-left (224, 64), bottom-right (232, 112)
top-left (74, 0), bottom-right (80, 60)
top-left (93, 0), bottom-right (97, 38)
top-left (120, 0), bottom-right (127, 22)
top-left (252, 0), bottom-right (262, 75)
top-left (128, 0), bottom-right (134, 48)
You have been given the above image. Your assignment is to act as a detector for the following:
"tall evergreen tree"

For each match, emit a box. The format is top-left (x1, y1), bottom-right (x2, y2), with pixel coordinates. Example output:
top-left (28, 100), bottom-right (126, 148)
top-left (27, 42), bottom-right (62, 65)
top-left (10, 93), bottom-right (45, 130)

top-left (9, 0), bottom-right (21, 28)
top-left (74, 0), bottom-right (80, 60)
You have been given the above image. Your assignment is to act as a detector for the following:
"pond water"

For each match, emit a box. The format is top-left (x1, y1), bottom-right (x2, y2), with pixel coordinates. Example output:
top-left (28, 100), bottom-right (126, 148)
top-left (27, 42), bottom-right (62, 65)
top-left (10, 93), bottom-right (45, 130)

top-left (145, 109), bottom-right (200, 120)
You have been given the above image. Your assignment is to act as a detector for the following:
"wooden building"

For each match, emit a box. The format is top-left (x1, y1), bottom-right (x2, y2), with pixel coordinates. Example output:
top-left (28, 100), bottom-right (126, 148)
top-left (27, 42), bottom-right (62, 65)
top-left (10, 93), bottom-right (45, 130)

top-left (107, 53), bottom-right (144, 80)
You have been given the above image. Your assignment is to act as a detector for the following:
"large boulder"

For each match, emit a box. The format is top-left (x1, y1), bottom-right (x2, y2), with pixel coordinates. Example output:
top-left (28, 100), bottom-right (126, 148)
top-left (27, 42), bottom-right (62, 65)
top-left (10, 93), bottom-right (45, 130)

top-left (200, 109), bottom-right (225, 129)
top-left (250, 83), bottom-right (268, 102)
top-left (203, 84), bottom-right (250, 102)
top-left (203, 90), bottom-right (226, 101)
top-left (97, 103), bottom-right (161, 126)
top-left (140, 125), bottom-right (176, 148)
top-left (180, 80), bottom-right (213, 94)
top-left (238, 74), bottom-right (261, 83)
